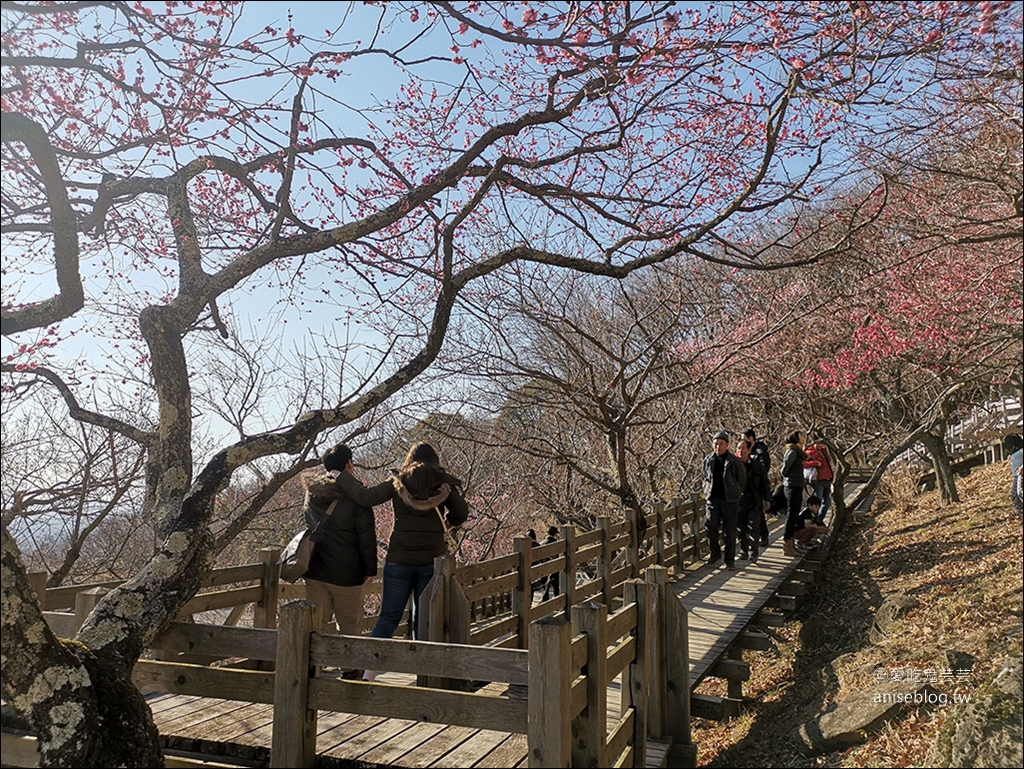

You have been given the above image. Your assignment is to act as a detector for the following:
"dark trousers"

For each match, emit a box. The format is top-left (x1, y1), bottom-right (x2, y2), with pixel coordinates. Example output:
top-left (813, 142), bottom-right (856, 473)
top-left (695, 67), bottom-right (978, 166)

top-left (737, 504), bottom-right (759, 558)
top-left (541, 572), bottom-right (560, 601)
top-left (783, 485), bottom-right (803, 540)
top-left (705, 498), bottom-right (738, 565)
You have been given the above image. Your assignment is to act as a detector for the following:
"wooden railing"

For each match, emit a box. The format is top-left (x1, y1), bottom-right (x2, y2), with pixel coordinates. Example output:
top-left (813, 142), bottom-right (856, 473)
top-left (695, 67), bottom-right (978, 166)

top-left (422, 496), bottom-right (705, 651)
top-left (19, 498), bottom-right (704, 766)
top-left (9, 564), bottom-right (694, 768)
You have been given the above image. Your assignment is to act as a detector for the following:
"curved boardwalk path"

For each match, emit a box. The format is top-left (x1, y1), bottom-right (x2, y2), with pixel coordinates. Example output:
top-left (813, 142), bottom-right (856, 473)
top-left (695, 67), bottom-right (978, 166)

top-left (4, 485), bottom-right (869, 769)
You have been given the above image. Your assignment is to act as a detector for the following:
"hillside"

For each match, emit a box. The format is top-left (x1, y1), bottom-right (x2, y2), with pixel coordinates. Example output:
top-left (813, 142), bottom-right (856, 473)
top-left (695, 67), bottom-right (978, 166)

top-left (692, 460), bottom-right (1024, 767)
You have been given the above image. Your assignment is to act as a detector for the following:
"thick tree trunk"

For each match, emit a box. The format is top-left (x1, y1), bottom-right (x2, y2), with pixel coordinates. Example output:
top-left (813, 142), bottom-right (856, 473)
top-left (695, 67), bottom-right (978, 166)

top-left (920, 429), bottom-right (960, 505)
top-left (1, 527), bottom-right (164, 767)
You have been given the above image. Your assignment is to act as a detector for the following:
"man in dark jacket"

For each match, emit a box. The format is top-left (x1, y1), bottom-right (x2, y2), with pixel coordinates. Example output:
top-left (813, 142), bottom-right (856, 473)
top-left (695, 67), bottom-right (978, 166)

top-left (702, 431), bottom-right (746, 570)
top-left (743, 428), bottom-right (772, 546)
top-left (302, 443), bottom-right (378, 646)
top-left (737, 438), bottom-right (770, 563)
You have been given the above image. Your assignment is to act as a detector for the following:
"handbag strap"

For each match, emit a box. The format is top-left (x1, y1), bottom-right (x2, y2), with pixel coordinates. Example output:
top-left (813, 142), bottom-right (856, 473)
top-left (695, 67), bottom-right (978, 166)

top-left (309, 497), bottom-right (340, 537)
top-left (435, 506), bottom-right (459, 553)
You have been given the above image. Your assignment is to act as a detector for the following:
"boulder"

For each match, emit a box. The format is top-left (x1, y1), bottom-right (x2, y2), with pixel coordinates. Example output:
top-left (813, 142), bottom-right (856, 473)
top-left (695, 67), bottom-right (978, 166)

top-left (796, 680), bottom-right (937, 754)
top-left (928, 656), bottom-right (1023, 768)
top-left (869, 593), bottom-right (919, 644)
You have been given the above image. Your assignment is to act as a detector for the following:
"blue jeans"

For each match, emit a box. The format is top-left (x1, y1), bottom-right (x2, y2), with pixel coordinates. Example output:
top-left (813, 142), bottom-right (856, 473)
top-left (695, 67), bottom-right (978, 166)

top-left (812, 479), bottom-right (832, 523)
top-left (371, 561), bottom-right (435, 640)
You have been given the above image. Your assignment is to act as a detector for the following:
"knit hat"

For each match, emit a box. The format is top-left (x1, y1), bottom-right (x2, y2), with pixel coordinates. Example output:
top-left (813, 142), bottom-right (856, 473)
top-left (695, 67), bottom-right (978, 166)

top-left (713, 430), bottom-right (729, 442)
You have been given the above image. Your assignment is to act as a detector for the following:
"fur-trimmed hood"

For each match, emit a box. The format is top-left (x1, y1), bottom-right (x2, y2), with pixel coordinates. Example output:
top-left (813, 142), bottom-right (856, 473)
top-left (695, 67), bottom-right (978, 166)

top-left (301, 469), bottom-right (341, 499)
top-left (393, 476), bottom-right (450, 511)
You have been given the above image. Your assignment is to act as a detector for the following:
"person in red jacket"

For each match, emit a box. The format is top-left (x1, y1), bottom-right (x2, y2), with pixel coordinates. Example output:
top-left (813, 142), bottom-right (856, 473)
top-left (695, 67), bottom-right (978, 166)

top-left (803, 442), bottom-right (834, 524)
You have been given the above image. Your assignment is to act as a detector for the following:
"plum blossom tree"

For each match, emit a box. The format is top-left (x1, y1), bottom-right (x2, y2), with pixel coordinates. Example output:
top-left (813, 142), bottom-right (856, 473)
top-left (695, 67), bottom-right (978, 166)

top-left (1, 1), bottom-right (1011, 764)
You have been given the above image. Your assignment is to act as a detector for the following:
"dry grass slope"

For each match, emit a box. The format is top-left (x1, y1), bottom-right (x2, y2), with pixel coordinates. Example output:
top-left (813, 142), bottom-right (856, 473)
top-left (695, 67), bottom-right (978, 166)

top-left (692, 460), bottom-right (1023, 767)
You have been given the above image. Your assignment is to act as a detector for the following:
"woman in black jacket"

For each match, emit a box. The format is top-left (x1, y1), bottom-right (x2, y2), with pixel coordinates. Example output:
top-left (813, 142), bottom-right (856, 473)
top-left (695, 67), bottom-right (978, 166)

top-left (335, 442), bottom-right (469, 651)
top-left (781, 430), bottom-right (809, 556)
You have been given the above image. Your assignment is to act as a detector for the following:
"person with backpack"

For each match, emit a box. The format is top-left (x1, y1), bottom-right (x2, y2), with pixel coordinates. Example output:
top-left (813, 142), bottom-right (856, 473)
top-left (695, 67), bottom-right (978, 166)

top-left (300, 443), bottom-right (378, 678)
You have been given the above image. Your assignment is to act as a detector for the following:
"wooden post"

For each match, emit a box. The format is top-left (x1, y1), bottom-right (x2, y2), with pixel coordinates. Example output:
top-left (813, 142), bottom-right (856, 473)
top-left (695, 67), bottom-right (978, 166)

top-left (272, 600), bottom-right (319, 768)
top-left (74, 587), bottom-right (108, 634)
top-left (669, 497), bottom-right (684, 572)
top-left (623, 580), bottom-right (652, 766)
top-left (528, 616), bottom-right (572, 768)
top-left (597, 516), bottom-right (613, 607)
top-left (27, 570), bottom-right (48, 609)
top-left (449, 575), bottom-right (471, 647)
top-left (646, 567), bottom-right (695, 766)
top-left (423, 555), bottom-right (454, 688)
top-left (690, 493), bottom-right (704, 562)
top-left (726, 645), bottom-right (745, 700)
top-left (571, 600), bottom-right (608, 768)
top-left (423, 555), bottom-right (454, 643)
top-left (654, 501), bottom-right (667, 567)
top-left (561, 524), bottom-right (577, 610)
top-left (625, 509), bottom-right (640, 580)
top-left (513, 536), bottom-right (534, 649)
top-left (255, 546), bottom-right (281, 629)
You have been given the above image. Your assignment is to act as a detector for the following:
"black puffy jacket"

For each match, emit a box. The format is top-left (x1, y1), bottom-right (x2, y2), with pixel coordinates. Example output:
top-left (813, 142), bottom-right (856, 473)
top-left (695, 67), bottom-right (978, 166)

top-left (302, 471), bottom-right (377, 587)
top-left (336, 462), bottom-right (469, 566)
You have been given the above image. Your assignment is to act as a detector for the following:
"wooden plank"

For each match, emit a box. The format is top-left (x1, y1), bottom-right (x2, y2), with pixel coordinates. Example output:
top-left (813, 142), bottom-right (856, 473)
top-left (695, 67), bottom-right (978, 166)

top-left (181, 586), bottom-right (263, 615)
top-left (735, 629), bottom-right (772, 651)
top-left (711, 659), bottom-right (750, 682)
top-left (156, 698), bottom-right (234, 733)
top-left (187, 703), bottom-right (273, 742)
top-left (463, 572), bottom-right (518, 602)
top-left (605, 636), bottom-right (637, 682)
top-left (606, 602), bottom-right (638, 642)
top-left (755, 609), bottom-right (786, 627)
top-left (310, 634), bottom-right (529, 685)
top-left (575, 528), bottom-right (604, 547)
top-left (690, 693), bottom-right (739, 721)
top-left (434, 728), bottom-right (511, 767)
top-left (0, 734), bottom-right (38, 768)
top-left (0, 732), bottom-right (254, 769)
top-left (605, 711), bottom-right (635, 766)
top-left (41, 611), bottom-right (76, 638)
top-left (355, 721), bottom-right (447, 766)
top-left (317, 714), bottom-right (388, 754)
top-left (766, 595), bottom-right (796, 612)
top-left (456, 553), bottom-right (518, 583)
top-left (470, 616), bottom-right (518, 646)
top-left (42, 580), bottom-right (123, 610)
top-left (132, 661), bottom-right (275, 703)
top-left (201, 563), bottom-right (262, 588)
top-left (150, 623), bottom-right (277, 662)
top-left (473, 732), bottom-right (528, 768)
top-left (780, 580), bottom-right (808, 596)
top-left (402, 725), bottom-right (478, 767)
top-left (326, 716), bottom-right (419, 761)
top-left (308, 678), bottom-right (528, 733)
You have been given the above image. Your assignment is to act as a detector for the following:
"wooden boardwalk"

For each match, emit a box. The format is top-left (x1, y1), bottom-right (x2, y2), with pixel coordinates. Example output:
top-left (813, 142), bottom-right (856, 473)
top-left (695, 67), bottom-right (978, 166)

top-left (141, 514), bottom-right (820, 767)
top-left (7, 486), bottom-right (873, 768)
